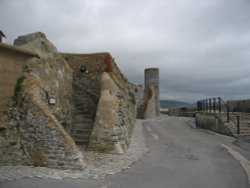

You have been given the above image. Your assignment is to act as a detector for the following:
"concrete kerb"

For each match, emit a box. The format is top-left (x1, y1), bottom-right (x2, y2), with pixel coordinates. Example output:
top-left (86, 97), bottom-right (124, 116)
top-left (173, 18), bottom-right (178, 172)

top-left (221, 144), bottom-right (250, 186)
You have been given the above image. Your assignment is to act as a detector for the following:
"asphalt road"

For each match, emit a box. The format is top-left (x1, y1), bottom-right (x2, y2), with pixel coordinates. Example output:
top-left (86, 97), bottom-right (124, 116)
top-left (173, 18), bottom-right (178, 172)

top-left (1, 115), bottom-right (249, 188)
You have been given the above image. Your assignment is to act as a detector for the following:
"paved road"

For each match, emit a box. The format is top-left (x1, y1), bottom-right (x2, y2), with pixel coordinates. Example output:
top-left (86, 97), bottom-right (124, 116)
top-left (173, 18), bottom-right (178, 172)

top-left (1, 115), bottom-right (249, 188)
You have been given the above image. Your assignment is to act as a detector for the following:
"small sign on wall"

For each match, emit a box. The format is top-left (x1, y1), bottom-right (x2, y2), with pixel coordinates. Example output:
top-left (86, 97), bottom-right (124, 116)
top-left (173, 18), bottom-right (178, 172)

top-left (48, 97), bottom-right (56, 105)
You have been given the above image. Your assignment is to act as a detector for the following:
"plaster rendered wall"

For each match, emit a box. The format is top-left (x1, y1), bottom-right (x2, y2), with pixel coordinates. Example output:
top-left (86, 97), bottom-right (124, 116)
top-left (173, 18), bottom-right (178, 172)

top-left (0, 43), bottom-right (37, 111)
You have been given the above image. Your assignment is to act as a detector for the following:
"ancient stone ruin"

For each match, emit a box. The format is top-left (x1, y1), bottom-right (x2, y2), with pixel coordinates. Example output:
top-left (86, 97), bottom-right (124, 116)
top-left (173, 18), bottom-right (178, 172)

top-left (0, 32), bottom-right (159, 169)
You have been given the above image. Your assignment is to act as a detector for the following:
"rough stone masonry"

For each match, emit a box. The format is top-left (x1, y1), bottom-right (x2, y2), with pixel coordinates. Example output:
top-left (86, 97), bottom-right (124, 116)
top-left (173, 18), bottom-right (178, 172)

top-left (0, 32), bottom-right (143, 169)
top-left (0, 31), bottom-right (160, 169)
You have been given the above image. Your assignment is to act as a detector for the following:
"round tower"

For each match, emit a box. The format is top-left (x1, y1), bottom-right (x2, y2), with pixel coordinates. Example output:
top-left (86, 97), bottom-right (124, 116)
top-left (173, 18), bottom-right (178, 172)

top-left (144, 68), bottom-right (160, 116)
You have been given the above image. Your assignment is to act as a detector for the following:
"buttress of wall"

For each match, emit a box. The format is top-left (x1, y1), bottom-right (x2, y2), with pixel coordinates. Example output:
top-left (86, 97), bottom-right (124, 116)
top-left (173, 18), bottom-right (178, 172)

top-left (144, 86), bottom-right (157, 119)
top-left (0, 43), bottom-right (38, 112)
top-left (89, 72), bottom-right (136, 154)
top-left (106, 57), bottom-right (136, 151)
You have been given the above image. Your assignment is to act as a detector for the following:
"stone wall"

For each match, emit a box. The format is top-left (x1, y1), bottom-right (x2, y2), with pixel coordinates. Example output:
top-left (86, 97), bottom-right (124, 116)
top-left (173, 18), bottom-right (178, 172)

top-left (0, 43), bottom-right (38, 111)
top-left (61, 53), bottom-right (106, 119)
top-left (227, 99), bottom-right (250, 113)
top-left (0, 31), bottom-right (138, 168)
top-left (89, 72), bottom-right (136, 154)
top-left (137, 68), bottom-right (160, 119)
top-left (144, 86), bottom-right (157, 119)
top-left (195, 112), bottom-right (236, 136)
top-left (169, 107), bottom-right (196, 117)
top-left (62, 52), bottom-right (137, 153)
top-left (144, 68), bottom-right (160, 117)
top-left (128, 83), bottom-right (144, 114)
top-left (0, 32), bottom-right (84, 169)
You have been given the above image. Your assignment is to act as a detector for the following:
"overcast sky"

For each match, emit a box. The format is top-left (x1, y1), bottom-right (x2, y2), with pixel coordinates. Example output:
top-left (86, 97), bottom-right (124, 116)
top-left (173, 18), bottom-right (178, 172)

top-left (1, 0), bottom-right (250, 103)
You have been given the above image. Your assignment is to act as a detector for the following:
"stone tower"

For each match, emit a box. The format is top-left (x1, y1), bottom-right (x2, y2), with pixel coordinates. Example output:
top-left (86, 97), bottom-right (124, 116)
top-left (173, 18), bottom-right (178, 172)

top-left (144, 67), bottom-right (160, 117)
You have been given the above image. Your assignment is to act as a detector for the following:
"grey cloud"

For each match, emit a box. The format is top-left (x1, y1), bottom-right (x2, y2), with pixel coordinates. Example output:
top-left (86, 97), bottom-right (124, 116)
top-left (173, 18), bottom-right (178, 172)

top-left (1, 0), bottom-right (250, 103)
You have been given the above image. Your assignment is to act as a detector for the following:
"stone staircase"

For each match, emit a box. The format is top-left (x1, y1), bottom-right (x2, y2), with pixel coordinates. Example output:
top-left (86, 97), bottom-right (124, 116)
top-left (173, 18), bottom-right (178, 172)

top-left (70, 103), bottom-right (95, 146)
top-left (222, 113), bottom-right (250, 137)
top-left (238, 113), bottom-right (250, 137)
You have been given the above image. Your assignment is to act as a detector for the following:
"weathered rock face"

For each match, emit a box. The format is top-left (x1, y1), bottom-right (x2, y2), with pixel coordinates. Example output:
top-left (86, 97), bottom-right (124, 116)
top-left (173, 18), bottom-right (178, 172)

top-left (0, 32), bottom-right (84, 169)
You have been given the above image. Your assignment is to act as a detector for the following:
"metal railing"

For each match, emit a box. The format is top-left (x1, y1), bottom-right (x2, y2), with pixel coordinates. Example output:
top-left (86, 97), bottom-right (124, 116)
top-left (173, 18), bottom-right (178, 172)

top-left (197, 97), bottom-right (240, 134)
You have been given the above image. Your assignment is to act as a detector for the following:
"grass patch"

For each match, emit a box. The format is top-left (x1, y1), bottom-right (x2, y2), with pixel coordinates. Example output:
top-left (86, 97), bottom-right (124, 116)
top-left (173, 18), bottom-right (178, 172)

top-left (12, 74), bottom-right (26, 107)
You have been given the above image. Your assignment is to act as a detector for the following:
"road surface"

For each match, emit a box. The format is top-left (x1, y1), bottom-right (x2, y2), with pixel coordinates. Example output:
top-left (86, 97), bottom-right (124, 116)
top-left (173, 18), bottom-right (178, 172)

top-left (1, 115), bottom-right (248, 188)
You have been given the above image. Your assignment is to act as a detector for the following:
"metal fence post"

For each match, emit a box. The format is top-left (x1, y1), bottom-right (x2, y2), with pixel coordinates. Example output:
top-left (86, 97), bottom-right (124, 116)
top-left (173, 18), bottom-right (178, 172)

top-left (218, 97), bottom-right (221, 113)
top-left (209, 98), bottom-right (211, 113)
top-left (227, 106), bottom-right (229, 123)
top-left (213, 98), bottom-right (216, 113)
top-left (237, 116), bottom-right (240, 134)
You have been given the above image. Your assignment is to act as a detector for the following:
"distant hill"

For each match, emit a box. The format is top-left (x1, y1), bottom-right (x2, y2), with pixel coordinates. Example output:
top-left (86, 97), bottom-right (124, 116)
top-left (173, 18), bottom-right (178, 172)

top-left (160, 100), bottom-right (195, 109)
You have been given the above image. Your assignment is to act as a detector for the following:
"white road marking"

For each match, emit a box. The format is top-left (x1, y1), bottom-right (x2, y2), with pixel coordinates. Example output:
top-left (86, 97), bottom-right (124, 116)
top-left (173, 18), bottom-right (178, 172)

top-left (99, 185), bottom-right (107, 188)
top-left (146, 126), bottom-right (152, 132)
top-left (146, 126), bottom-right (159, 141)
top-left (152, 133), bottom-right (159, 140)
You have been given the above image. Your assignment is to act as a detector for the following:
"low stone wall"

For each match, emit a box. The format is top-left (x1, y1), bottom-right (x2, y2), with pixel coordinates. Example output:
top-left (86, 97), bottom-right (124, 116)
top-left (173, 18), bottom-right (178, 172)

top-left (169, 107), bottom-right (196, 117)
top-left (195, 112), bottom-right (235, 136)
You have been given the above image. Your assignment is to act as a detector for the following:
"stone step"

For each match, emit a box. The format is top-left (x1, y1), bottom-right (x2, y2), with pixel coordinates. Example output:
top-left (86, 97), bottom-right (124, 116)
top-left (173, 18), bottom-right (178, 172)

top-left (72, 122), bottom-right (93, 127)
top-left (240, 134), bottom-right (250, 137)
top-left (73, 111), bottom-right (93, 116)
top-left (73, 107), bottom-right (89, 115)
top-left (240, 126), bottom-right (250, 129)
top-left (240, 131), bottom-right (250, 134)
top-left (74, 140), bottom-right (89, 145)
top-left (72, 123), bottom-right (93, 130)
top-left (73, 117), bottom-right (93, 123)
top-left (240, 125), bottom-right (250, 128)
top-left (73, 114), bottom-right (94, 120)
top-left (239, 130), bottom-right (250, 133)
top-left (71, 133), bottom-right (91, 140)
top-left (71, 128), bottom-right (92, 134)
